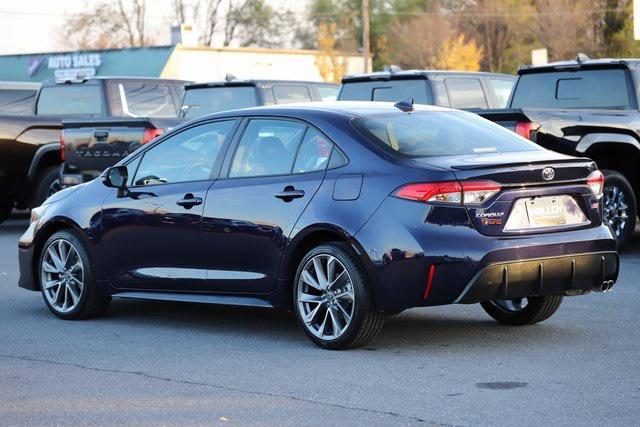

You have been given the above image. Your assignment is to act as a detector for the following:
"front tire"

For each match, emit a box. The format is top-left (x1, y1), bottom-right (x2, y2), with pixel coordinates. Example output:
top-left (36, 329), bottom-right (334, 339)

top-left (39, 230), bottom-right (110, 320)
top-left (0, 199), bottom-right (13, 225)
top-left (293, 242), bottom-right (384, 350)
top-left (602, 170), bottom-right (636, 249)
top-left (480, 296), bottom-right (562, 326)
top-left (33, 165), bottom-right (62, 207)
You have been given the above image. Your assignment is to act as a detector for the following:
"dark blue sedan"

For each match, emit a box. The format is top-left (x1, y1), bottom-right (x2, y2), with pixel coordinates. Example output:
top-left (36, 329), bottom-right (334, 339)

top-left (18, 102), bottom-right (619, 349)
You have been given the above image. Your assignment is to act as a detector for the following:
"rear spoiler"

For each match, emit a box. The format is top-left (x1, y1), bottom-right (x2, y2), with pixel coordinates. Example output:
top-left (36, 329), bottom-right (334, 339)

top-left (451, 157), bottom-right (595, 171)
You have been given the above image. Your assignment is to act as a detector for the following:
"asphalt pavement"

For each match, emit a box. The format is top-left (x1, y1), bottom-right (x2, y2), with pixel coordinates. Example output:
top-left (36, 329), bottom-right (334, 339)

top-left (0, 213), bottom-right (639, 426)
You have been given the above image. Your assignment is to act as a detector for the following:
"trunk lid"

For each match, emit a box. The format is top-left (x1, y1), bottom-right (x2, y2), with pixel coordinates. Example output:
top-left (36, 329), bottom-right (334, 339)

top-left (413, 151), bottom-right (601, 236)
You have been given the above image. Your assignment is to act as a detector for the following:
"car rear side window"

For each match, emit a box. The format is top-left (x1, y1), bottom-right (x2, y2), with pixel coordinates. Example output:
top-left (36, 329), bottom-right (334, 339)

top-left (338, 80), bottom-right (432, 104)
top-left (181, 86), bottom-right (259, 118)
top-left (109, 82), bottom-right (180, 118)
top-left (37, 85), bottom-right (103, 116)
top-left (353, 111), bottom-right (539, 157)
top-left (444, 78), bottom-right (488, 109)
top-left (317, 84), bottom-right (339, 101)
top-left (489, 79), bottom-right (515, 107)
top-left (273, 85), bottom-right (312, 104)
top-left (293, 128), bottom-right (333, 173)
top-left (0, 89), bottom-right (36, 115)
top-left (511, 69), bottom-right (631, 109)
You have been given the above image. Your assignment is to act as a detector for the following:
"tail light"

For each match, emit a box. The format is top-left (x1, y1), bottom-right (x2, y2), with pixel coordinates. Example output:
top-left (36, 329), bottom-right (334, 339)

top-left (143, 128), bottom-right (164, 144)
top-left (60, 130), bottom-right (65, 161)
top-left (395, 180), bottom-right (501, 205)
top-left (587, 170), bottom-right (605, 199)
top-left (515, 121), bottom-right (540, 141)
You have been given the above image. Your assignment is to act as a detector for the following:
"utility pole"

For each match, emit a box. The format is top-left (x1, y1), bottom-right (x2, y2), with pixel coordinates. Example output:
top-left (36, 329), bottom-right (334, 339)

top-left (362, 0), bottom-right (371, 73)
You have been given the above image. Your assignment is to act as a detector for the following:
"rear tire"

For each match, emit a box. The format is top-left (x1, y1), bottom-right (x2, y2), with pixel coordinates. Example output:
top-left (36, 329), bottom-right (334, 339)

top-left (480, 295), bottom-right (563, 326)
top-left (602, 170), bottom-right (636, 249)
top-left (33, 165), bottom-right (62, 207)
top-left (39, 230), bottom-right (110, 320)
top-left (293, 242), bottom-right (385, 350)
top-left (0, 199), bottom-right (13, 225)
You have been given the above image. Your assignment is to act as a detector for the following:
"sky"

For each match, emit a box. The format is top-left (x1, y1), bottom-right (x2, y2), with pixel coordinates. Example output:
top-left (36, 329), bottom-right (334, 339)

top-left (0, 0), bottom-right (306, 55)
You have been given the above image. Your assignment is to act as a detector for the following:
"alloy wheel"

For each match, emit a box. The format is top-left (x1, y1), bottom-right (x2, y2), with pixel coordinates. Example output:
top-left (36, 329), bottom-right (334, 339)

top-left (297, 254), bottom-right (355, 340)
top-left (603, 184), bottom-right (629, 238)
top-left (41, 238), bottom-right (84, 314)
top-left (490, 298), bottom-right (528, 312)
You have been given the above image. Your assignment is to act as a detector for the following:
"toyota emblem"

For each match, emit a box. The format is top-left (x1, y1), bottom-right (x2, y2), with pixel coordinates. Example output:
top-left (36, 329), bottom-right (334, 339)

top-left (542, 167), bottom-right (555, 181)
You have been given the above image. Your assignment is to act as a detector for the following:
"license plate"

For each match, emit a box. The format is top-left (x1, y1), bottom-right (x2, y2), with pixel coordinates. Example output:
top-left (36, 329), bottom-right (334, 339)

top-left (526, 196), bottom-right (566, 227)
top-left (504, 195), bottom-right (589, 231)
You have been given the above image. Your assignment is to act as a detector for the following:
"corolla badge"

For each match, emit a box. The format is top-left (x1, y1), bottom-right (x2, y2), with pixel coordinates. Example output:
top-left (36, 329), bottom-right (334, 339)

top-left (542, 167), bottom-right (555, 181)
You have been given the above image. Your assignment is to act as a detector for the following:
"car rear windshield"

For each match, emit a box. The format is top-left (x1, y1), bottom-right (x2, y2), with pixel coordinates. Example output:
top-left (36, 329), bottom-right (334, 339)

top-left (0, 89), bottom-right (37, 115)
top-left (339, 80), bottom-right (432, 104)
top-left (37, 85), bottom-right (103, 116)
top-left (109, 81), bottom-right (182, 118)
top-left (511, 68), bottom-right (632, 109)
top-left (353, 111), bottom-right (539, 157)
top-left (181, 86), bottom-right (259, 118)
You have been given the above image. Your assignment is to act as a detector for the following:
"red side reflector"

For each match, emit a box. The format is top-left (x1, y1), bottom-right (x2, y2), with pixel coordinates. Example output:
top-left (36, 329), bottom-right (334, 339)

top-left (423, 264), bottom-right (437, 299)
top-left (143, 128), bottom-right (164, 144)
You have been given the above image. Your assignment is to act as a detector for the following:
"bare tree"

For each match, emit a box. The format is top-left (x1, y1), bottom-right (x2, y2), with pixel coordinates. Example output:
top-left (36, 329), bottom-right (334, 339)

top-left (202, 0), bottom-right (224, 46)
top-left (464, 0), bottom-right (531, 73)
top-left (533, 0), bottom-right (595, 61)
top-left (117, 0), bottom-right (149, 47)
top-left (388, 12), bottom-right (456, 69)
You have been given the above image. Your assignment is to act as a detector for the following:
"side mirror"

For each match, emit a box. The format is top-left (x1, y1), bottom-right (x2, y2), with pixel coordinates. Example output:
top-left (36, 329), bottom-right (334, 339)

top-left (103, 166), bottom-right (128, 189)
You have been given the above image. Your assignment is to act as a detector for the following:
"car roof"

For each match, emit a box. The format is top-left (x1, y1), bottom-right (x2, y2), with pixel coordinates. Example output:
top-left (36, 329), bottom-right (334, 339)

top-left (342, 70), bottom-right (516, 83)
top-left (44, 76), bottom-right (189, 86)
top-left (0, 81), bottom-right (40, 90)
top-left (518, 57), bottom-right (640, 74)
top-left (197, 101), bottom-right (454, 121)
top-left (185, 80), bottom-right (339, 90)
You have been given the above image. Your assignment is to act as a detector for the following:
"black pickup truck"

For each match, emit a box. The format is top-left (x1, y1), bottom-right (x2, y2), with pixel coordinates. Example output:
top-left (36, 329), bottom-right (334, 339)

top-left (488, 56), bottom-right (640, 247)
top-left (0, 76), bottom-right (186, 225)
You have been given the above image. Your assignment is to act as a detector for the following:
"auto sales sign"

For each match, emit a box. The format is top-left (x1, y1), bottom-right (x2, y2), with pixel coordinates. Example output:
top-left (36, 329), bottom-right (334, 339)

top-left (48, 53), bottom-right (102, 80)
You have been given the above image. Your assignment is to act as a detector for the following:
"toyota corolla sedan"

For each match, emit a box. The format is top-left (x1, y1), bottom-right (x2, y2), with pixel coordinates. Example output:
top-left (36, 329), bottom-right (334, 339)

top-left (18, 102), bottom-right (618, 349)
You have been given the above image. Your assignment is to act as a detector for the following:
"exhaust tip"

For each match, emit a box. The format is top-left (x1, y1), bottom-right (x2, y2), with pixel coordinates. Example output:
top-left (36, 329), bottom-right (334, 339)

top-left (598, 280), bottom-right (615, 292)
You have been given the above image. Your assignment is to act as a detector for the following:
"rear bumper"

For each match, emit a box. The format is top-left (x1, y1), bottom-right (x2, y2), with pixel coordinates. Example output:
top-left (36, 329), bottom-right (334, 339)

top-left (455, 251), bottom-right (618, 304)
top-left (354, 196), bottom-right (619, 312)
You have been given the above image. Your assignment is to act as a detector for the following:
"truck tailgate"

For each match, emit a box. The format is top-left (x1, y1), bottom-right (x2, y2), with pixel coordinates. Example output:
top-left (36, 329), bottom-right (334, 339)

top-left (471, 108), bottom-right (531, 133)
top-left (62, 118), bottom-right (181, 174)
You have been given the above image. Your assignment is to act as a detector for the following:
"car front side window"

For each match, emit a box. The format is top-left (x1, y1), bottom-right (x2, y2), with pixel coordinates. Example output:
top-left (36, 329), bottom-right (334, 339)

top-left (132, 120), bottom-right (235, 186)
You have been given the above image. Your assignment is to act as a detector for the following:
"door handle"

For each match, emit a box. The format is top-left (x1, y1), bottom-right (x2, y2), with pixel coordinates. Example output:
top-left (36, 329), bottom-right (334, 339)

top-left (94, 129), bottom-right (109, 139)
top-left (176, 193), bottom-right (203, 209)
top-left (274, 186), bottom-right (305, 202)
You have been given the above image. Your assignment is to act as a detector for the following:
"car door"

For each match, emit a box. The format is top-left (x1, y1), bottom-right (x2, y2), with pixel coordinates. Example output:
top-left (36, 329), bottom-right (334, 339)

top-left (200, 117), bottom-right (334, 293)
top-left (99, 119), bottom-right (238, 292)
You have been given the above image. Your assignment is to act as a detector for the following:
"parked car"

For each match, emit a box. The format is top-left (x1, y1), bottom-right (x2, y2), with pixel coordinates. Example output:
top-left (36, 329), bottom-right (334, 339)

top-left (179, 79), bottom-right (340, 119)
top-left (0, 81), bottom-right (40, 116)
top-left (485, 55), bottom-right (640, 247)
top-left (19, 102), bottom-right (618, 349)
top-left (59, 79), bottom-right (338, 192)
top-left (338, 70), bottom-right (516, 108)
top-left (339, 70), bottom-right (539, 142)
top-left (0, 76), bottom-right (187, 225)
